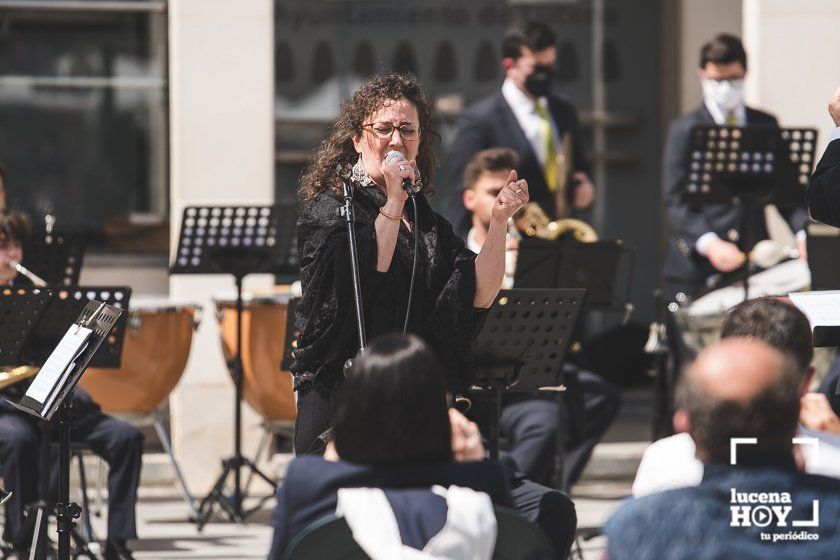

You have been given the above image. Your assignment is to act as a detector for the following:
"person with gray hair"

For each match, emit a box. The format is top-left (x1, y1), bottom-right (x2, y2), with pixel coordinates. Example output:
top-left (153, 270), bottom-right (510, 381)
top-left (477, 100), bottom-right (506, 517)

top-left (606, 338), bottom-right (840, 559)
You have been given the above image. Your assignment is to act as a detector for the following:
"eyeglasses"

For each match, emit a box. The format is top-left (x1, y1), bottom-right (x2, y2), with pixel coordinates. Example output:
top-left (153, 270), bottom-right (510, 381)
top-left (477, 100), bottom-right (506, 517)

top-left (362, 122), bottom-right (420, 140)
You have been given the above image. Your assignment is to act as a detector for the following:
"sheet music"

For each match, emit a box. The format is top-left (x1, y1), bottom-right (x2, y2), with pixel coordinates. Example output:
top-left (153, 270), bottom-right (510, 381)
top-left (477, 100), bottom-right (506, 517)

top-left (789, 291), bottom-right (840, 327)
top-left (24, 325), bottom-right (92, 407)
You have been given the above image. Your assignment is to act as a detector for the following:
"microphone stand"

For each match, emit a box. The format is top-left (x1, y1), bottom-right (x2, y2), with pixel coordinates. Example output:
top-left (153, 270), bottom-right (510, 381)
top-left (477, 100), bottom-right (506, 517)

top-left (339, 166), bottom-right (367, 360)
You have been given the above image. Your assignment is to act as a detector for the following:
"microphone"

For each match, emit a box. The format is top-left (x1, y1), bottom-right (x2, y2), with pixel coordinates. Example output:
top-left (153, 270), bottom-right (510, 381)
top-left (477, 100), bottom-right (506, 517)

top-left (384, 150), bottom-right (417, 198)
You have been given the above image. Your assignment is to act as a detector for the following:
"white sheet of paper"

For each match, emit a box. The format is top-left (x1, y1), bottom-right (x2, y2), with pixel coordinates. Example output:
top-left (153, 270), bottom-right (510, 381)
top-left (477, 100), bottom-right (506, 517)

top-left (788, 291), bottom-right (840, 328)
top-left (24, 326), bottom-right (92, 407)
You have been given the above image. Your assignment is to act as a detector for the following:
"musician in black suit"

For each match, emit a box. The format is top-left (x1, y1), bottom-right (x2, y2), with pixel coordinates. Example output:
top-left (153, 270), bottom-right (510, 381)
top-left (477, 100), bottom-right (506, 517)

top-left (0, 212), bottom-right (142, 560)
top-left (807, 86), bottom-right (840, 227)
top-left (439, 20), bottom-right (594, 237)
top-left (268, 334), bottom-right (577, 560)
top-left (662, 34), bottom-right (809, 304)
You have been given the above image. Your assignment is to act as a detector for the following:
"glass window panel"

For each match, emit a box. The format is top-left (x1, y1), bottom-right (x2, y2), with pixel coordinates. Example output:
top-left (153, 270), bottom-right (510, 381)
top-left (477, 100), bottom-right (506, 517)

top-left (0, 4), bottom-right (168, 251)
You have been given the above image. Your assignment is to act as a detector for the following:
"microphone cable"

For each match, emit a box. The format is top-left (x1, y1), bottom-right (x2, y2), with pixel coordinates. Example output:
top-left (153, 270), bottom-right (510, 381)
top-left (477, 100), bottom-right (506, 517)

top-left (403, 193), bottom-right (419, 335)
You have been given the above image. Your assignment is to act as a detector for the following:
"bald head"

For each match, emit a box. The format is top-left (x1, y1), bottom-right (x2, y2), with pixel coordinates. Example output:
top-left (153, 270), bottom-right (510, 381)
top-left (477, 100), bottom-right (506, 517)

top-left (678, 337), bottom-right (802, 462)
top-left (688, 337), bottom-right (785, 403)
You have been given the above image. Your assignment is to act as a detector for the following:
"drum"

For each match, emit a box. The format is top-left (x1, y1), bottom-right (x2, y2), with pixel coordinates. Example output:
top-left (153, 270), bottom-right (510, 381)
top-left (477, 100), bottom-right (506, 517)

top-left (675, 259), bottom-right (812, 352)
top-left (78, 297), bottom-right (200, 413)
top-left (214, 290), bottom-right (296, 422)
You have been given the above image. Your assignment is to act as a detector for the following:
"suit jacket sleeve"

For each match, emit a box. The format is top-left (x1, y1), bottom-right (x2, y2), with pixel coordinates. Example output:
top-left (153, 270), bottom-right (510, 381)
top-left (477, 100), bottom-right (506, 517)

top-left (663, 117), bottom-right (715, 249)
top-left (808, 139), bottom-right (840, 227)
top-left (439, 108), bottom-right (489, 235)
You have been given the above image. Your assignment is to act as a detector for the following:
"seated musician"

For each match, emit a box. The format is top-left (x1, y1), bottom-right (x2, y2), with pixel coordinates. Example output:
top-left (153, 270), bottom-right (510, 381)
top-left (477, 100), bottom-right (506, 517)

top-left (0, 211), bottom-right (143, 560)
top-left (461, 147), bottom-right (622, 491)
top-left (268, 334), bottom-right (577, 560)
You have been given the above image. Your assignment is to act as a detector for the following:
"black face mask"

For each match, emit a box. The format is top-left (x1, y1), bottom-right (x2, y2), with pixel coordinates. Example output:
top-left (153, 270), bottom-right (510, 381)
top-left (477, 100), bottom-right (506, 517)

top-left (524, 66), bottom-right (555, 98)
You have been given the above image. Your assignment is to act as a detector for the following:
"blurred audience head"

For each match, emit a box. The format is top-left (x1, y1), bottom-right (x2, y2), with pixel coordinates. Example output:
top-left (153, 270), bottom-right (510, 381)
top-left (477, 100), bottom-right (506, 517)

top-left (677, 338), bottom-right (801, 463)
top-left (721, 297), bottom-right (814, 381)
top-left (331, 334), bottom-right (453, 466)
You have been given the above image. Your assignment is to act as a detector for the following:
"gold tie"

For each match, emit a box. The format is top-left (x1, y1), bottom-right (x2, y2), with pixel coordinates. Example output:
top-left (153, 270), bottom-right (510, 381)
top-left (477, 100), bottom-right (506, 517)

top-left (534, 103), bottom-right (558, 192)
top-left (725, 111), bottom-right (738, 127)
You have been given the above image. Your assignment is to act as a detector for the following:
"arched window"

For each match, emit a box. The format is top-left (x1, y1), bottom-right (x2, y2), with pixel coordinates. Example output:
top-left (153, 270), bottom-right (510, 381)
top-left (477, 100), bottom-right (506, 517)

top-left (432, 41), bottom-right (458, 83)
top-left (391, 42), bottom-right (418, 76)
top-left (473, 41), bottom-right (497, 82)
top-left (311, 41), bottom-right (336, 85)
top-left (352, 41), bottom-right (376, 77)
top-left (276, 41), bottom-right (294, 84)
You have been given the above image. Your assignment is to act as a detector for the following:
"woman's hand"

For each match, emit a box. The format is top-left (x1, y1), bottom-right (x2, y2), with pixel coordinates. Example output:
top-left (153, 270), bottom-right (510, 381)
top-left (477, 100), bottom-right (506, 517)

top-left (490, 170), bottom-right (529, 224)
top-left (381, 152), bottom-right (416, 204)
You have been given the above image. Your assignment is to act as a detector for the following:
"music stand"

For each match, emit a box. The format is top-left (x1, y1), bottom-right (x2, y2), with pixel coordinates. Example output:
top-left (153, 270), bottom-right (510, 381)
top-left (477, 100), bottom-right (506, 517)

top-left (22, 232), bottom-right (86, 286)
top-left (9, 301), bottom-right (123, 560)
top-left (271, 202), bottom-right (299, 281)
top-left (0, 287), bottom-right (52, 367)
top-left (472, 289), bottom-right (586, 459)
top-left (19, 286), bottom-right (131, 368)
top-left (806, 222), bottom-right (840, 291)
top-left (171, 205), bottom-right (281, 529)
top-left (515, 237), bottom-right (635, 312)
top-left (684, 125), bottom-right (817, 298)
top-left (12, 288), bottom-right (130, 559)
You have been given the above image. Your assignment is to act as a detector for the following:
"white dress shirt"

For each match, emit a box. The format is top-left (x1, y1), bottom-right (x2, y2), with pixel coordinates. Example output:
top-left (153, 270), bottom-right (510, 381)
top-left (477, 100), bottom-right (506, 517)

top-left (500, 78), bottom-right (562, 168)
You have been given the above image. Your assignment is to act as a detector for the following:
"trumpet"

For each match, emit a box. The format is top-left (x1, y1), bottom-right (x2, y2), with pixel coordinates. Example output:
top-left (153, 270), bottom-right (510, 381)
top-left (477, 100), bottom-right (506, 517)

top-left (9, 260), bottom-right (47, 287)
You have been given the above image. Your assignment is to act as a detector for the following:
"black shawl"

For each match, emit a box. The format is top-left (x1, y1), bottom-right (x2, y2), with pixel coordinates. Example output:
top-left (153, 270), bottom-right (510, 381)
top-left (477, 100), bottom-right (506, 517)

top-left (291, 183), bottom-right (478, 396)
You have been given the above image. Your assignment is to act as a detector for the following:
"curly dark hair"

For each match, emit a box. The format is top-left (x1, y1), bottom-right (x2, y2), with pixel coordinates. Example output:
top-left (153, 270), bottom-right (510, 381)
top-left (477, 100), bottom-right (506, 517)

top-left (299, 73), bottom-right (440, 202)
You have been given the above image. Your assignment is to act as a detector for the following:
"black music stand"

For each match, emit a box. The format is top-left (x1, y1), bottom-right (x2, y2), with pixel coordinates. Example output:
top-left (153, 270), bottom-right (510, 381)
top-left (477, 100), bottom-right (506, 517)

top-left (515, 238), bottom-right (635, 312)
top-left (171, 205), bottom-right (280, 529)
top-left (0, 287), bottom-right (52, 367)
top-left (19, 286), bottom-right (131, 368)
top-left (684, 125), bottom-right (817, 298)
top-left (10, 301), bottom-right (123, 560)
top-left (472, 289), bottom-right (586, 460)
top-left (271, 202), bottom-right (299, 282)
top-left (13, 287), bottom-right (130, 559)
top-left (22, 232), bottom-right (86, 286)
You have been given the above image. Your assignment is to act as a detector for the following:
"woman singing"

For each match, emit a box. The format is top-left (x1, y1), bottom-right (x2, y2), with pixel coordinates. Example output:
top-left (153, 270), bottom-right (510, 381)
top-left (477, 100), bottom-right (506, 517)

top-left (293, 74), bottom-right (529, 454)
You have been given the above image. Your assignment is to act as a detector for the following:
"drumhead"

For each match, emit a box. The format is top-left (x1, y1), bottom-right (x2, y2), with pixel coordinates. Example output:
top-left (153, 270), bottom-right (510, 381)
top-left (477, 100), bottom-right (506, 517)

top-left (685, 259), bottom-right (811, 320)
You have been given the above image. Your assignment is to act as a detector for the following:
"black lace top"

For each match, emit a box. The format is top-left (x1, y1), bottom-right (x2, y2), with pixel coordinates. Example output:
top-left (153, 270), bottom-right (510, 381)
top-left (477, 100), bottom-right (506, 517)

top-left (292, 184), bottom-right (478, 395)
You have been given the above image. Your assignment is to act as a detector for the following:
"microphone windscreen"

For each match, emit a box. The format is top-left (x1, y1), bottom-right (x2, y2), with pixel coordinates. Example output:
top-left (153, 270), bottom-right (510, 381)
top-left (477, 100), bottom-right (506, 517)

top-left (384, 150), bottom-right (404, 165)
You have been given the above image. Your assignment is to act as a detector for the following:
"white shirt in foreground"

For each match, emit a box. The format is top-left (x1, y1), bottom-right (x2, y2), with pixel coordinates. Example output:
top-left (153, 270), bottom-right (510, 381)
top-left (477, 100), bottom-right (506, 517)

top-left (632, 427), bottom-right (840, 498)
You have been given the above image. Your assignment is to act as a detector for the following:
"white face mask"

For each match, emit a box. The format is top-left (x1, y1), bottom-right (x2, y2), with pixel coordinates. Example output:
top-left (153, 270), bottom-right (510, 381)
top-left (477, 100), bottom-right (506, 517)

top-left (702, 78), bottom-right (745, 112)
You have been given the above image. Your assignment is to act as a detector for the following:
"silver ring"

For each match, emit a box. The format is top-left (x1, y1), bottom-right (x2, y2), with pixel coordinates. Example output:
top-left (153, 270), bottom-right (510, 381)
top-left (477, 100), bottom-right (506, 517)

top-left (514, 187), bottom-right (523, 194)
top-left (399, 165), bottom-right (407, 171)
